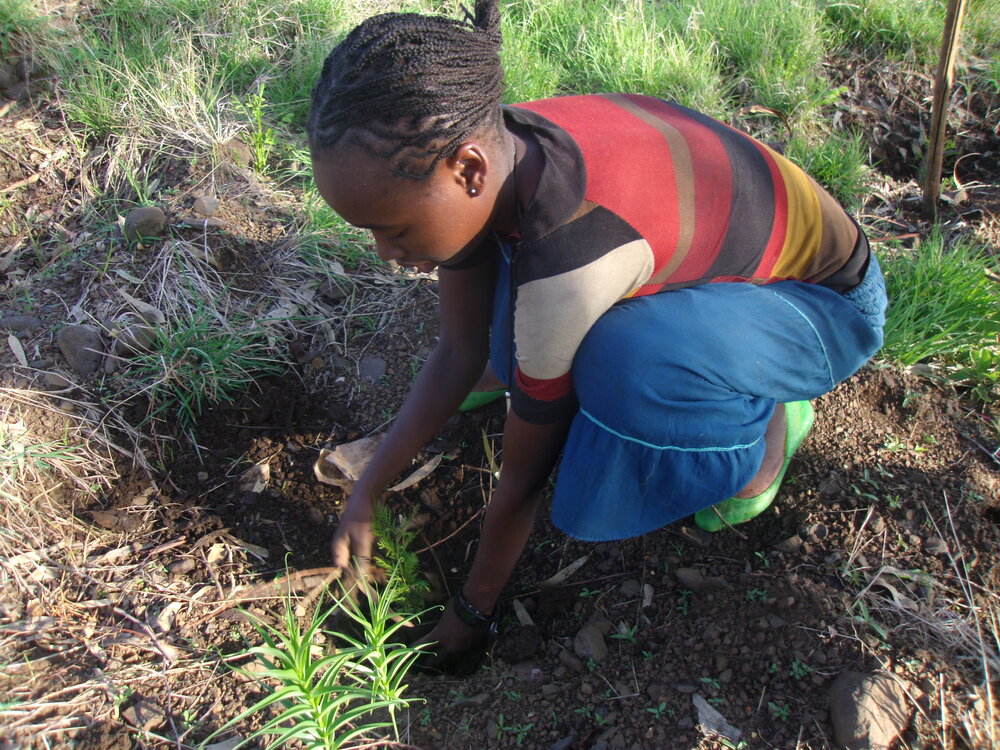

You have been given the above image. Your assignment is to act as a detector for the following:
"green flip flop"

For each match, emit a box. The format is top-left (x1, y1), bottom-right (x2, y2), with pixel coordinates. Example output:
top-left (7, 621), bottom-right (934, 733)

top-left (458, 389), bottom-right (506, 412)
top-left (694, 400), bottom-right (815, 533)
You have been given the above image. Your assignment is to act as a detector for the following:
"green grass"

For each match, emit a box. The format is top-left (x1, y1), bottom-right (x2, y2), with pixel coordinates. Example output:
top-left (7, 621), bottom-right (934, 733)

top-left (127, 301), bottom-right (284, 432)
top-left (880, 232), bottom-right (1000, 369)
top-left (786, 130), bottom-right (871, 210)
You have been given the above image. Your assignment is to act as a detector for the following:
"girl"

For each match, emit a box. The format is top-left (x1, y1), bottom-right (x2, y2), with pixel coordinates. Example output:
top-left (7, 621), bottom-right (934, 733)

top-left (307, 1), bottom-right (886, 668)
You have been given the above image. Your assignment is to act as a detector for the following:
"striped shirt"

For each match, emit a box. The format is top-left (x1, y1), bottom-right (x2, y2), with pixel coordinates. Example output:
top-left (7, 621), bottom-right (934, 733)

top-left (497, 95), bottom-right (868, 423)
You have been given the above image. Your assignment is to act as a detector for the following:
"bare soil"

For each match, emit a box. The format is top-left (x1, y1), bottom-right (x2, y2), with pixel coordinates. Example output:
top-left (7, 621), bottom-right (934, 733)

top-left (1, 42), bottom-right (999, 750)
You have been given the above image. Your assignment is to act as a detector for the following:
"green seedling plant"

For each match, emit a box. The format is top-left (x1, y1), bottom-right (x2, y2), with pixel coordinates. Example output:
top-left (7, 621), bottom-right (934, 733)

top-left (646, 701), bottom-right (670, 718)
top-left (768, 700), bottom-right (791, 722)
top-left (371, 505), bottom-right (430, 612)
top-left (747, 588), bottom-right (768, 603)
top-left (242, 85), bottom-right (277, 174)
top-left (206, 577), bottom-right (426, 750)
top-left (496, 713), bottom-right (534, 746)
top-left (789, 660), bottom-right (812, 679)
top-left (610, 623), bottom-right (639, 644)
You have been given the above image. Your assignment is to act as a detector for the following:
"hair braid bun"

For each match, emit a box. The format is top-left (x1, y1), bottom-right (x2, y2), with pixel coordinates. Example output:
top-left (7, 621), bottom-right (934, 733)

top-left (308, 0), bottom-right (505, 180)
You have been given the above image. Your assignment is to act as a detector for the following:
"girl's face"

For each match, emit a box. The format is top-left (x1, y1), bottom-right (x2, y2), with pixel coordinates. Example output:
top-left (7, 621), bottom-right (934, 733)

top-left (312, 138), bottom-right (502, 273)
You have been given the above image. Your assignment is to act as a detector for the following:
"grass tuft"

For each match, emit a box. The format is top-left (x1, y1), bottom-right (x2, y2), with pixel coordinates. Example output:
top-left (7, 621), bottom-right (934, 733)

top-left (880, 232), bottom-right (1000, 369)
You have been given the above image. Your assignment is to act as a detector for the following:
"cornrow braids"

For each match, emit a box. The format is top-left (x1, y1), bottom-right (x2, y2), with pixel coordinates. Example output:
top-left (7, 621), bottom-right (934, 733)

top-left (308, 0), bottom-right (505, 180)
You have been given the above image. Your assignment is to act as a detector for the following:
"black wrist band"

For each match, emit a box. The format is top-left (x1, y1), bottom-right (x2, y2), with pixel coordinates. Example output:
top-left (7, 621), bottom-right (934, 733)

top-left (452, 589), bottom-right (496, 629)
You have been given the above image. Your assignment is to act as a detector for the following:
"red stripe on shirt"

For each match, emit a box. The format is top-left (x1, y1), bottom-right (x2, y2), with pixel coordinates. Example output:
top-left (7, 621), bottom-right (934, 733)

top-left (625, 96), bottom-right (734, 283)
top-left (753, 144), bottom-right (788, 278)
top-left (521, 96), bottom-right (681, 277)
top-left (515, 367), bottom-right (574, 402)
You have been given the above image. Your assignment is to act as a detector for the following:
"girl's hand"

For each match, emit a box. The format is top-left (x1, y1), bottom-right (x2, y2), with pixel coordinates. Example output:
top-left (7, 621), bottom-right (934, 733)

top-left (416, 598), bottom-right (493, 667)
top-left (330, 496), bottom-right (375, 575)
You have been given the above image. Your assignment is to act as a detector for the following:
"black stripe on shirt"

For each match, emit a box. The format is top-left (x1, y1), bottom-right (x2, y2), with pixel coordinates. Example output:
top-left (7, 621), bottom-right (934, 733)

top-left (517, 206), bottom-right (643, 285)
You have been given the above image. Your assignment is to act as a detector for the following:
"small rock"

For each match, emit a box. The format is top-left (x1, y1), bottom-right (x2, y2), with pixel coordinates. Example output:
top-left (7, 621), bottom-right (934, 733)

top-left (112, 324), bottom-right (157, 356)
top-left (550, 736), bottom-right (576, 750)
top-left (619, 578), bottom-right (641, 598)
top-left (167, 558), bottom-right (196, 575)
top-left (121, 698), bottom-right (167, 731)
top-left (829, 671), bottom-right (920, 750)
top-left (221, 138), bottom-right (253, 167)
top-left (56, 325), bottom-right (103, 376)
top-left (318, 277), bottom-right (351, 302)
top-left (924, 536), bottom-right (948, 556)
top-left (673, 682), bottom-right (699, 693)
top-left (0, 315), bottom-right (41, 333)
top-left (179, 215), bottom-right (226, 230)
top-left (124, 207), bottom-right (166, 243)
top-left (573, 624), bottom-right (608, 663)
top-left (675, 567), bottom-right (704, 590)
top-left (192, 194), bottom-right (219, 216)
top-left (358, 355), bottom-right (387, 383)
top-left (558, 649), bottom-right (584, 673)
top-left (678, 526), bottom-right (712, 548)
top-left (801, 522), bottom-right (828, 543)
top-left (42, 372), bottom-right (71, 389)
top-left (766, 614), bottom-right (785, 629)
top-left (775, 534), bottom-right (803, 553)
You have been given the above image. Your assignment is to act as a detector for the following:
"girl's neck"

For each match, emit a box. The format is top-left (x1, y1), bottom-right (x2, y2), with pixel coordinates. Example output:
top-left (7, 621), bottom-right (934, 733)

top-left (493, 126), bottom-right (541, 236)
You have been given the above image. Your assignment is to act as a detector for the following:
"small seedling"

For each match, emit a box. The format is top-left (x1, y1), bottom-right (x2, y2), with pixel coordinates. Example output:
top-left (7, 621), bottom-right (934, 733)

top-left (768, 661), bottom-right (780, 674)
top-left (578, 587), bottom-right (602, 598)
top-left (747, 588), bottom-right (768, 603)
top-left (676, 589), bottom-right (693, 615)
top-left (646, 701), bottom-right (668, 718)
top-left (610, 623), bottom-right (639, 644)
top-left (768, 701), bottom-right (791, 722)
top-left (496, 714), bottom-right (533, 746)
top-left (503, 690), bottom-right (523, 701)
top-left (789, 660), bottom-right (812, 679)
top-left (642, 650), bottom-right (655, 661)
top-left (754, 550), bottom-right (771, 568)
top-left (700, 676), bottom-right (721, 691)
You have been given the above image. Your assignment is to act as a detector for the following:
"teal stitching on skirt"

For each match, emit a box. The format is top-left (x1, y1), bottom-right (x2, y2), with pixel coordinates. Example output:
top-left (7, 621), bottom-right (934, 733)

top-left (579, 408), bottom-right (763, 452)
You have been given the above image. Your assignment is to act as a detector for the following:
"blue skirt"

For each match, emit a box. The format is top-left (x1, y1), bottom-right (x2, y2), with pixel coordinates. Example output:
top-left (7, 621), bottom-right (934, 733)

top-left (490, 246), bottom-right (887, 542)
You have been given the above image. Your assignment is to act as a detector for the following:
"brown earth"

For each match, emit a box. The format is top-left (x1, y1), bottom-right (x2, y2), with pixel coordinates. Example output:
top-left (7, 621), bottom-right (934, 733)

top-left (1, 40), bottom-right (999, 750)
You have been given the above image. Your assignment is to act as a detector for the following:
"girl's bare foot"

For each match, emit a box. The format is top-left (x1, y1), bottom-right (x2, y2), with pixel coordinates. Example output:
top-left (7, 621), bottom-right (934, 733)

top-left (734, 403), bottom-right (786, 498)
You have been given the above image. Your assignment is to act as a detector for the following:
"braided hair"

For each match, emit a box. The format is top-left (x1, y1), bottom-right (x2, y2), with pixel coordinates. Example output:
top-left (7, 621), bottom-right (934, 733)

top-left (308, 0), bottom-right (505, 180)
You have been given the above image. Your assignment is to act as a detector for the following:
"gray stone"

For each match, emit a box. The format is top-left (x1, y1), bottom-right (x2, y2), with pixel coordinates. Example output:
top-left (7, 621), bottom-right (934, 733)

top-left (829, 671), bottom-right (919, 750)
top-left (775, 534), bottom-right (804, 554)
top-left (550, 736), bottom-right (576, 750)
top-left (121, 698), bottom-right (167, 731)
top-left (358, 355), bottom-right (387, 383)
top-left (112, 324), bottom-right (157, 356)
top-left (678, 526), bottom-right (712, 548)
top-left (42, 372), bottom-right (71, 389)
top-left (192, 194), bottom-right (219, 216)
top-left (0, 315), bottom-right (41, 333)
top-left (558, 649), bottom-right (584, 673)
top-left (619, 578), bottom-right (641, 598)
top-left (179, 215), bottom-right (226, 230)
top-left (56, 325), bottom-right (103, 376)
top-left (573, 624), bottom-right (608, 663)
top-left (124, 207), bottom-right (166, 243)
top-left (675, 567), bottom-right (728, 593)
top-left (801, 522), bottom-right (828, 543)
top-left (925, 536), bottom-right (948, 556)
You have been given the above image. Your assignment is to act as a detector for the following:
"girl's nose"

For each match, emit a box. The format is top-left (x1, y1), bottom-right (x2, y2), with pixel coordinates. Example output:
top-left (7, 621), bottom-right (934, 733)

top-left (374, 240), bottom-right (404, 262)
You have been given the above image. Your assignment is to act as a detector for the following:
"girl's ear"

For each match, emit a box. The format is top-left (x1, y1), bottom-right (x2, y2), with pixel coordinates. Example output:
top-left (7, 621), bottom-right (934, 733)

top-left (450, 141), bottom-right (490, 196)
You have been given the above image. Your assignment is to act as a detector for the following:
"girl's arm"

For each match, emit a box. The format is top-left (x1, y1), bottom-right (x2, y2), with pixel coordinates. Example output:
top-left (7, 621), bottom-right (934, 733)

top-left (330, 256), bottom-right (497, 569)
top-left (463, 410), bottom-right (572, 610)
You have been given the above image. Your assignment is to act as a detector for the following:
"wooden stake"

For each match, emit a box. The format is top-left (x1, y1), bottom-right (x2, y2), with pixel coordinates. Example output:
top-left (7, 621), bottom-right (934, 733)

top-left (923, 0), bottom-right (968, 218)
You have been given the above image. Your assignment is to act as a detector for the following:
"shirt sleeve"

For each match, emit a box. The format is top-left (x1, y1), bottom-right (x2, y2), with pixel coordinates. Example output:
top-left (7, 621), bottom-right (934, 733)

top-left (510, 218), bottom-right (654, 424)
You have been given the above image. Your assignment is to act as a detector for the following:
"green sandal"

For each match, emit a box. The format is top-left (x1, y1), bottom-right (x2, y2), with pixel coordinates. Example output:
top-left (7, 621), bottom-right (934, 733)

top-left (694, 400), bottom-right (815, 533)
top-left (458, 389), bottom-right (506, 412)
